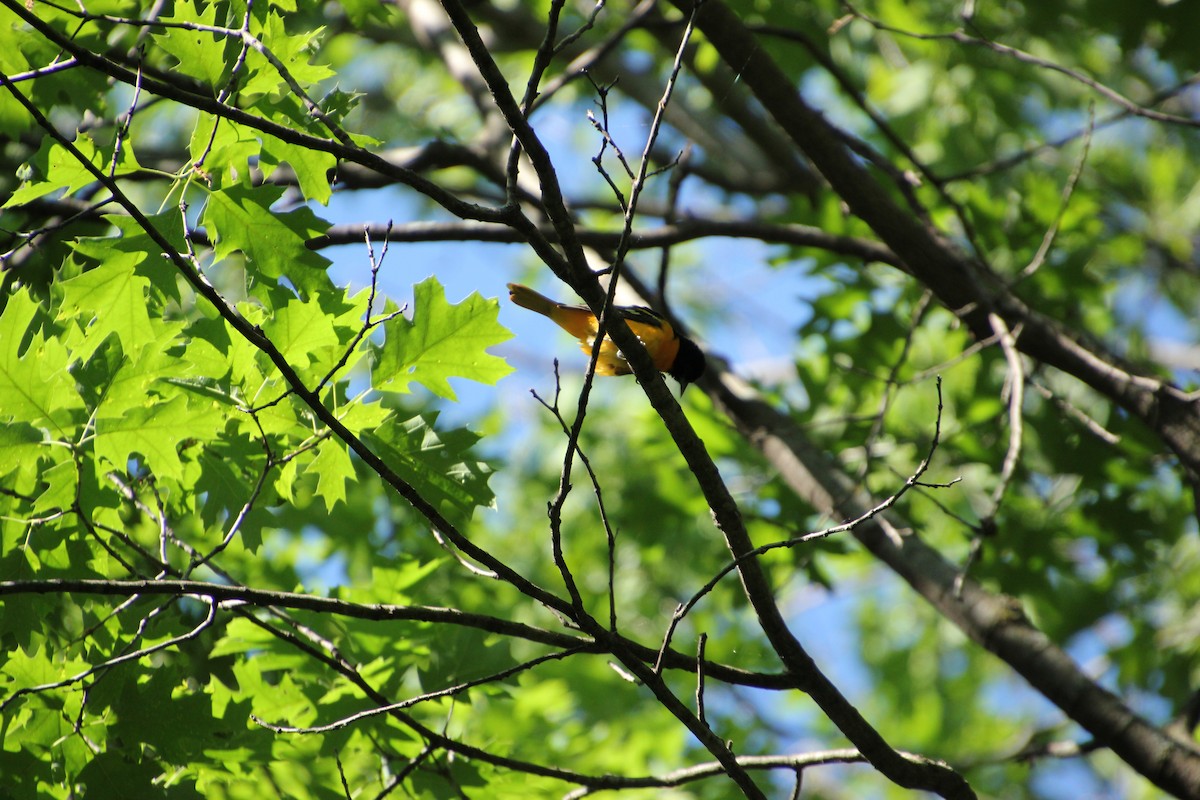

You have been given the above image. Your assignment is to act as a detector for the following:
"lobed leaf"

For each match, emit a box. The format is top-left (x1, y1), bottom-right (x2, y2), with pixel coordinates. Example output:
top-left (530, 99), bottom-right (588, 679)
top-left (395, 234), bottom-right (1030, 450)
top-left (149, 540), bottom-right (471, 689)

top-left (372, 276), bottom-right (513, 401)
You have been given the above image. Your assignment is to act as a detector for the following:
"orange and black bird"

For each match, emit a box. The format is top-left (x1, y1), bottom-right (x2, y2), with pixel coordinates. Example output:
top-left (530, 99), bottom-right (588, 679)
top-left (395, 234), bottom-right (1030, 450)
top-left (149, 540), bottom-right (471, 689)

top-left (508, 283), bottom-right (706, 392)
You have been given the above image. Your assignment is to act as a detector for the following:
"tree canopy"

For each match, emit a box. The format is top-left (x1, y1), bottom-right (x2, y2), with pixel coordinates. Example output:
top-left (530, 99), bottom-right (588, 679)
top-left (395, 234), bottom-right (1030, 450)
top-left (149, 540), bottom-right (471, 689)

top-left (2, 1), bottom-right (1200, 798)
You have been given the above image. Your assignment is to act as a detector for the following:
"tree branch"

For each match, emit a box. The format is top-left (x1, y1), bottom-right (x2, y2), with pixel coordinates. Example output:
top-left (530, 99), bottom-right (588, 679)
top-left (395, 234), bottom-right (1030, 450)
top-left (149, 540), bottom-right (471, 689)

top-left (307, 218), bottom-right (903, 267)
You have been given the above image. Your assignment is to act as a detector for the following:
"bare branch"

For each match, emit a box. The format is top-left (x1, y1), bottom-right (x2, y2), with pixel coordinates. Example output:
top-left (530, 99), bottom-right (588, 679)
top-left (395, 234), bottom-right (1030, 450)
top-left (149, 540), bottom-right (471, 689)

top-left (559, 748), bottom-right (945, 799)
top-left (986, 314), bottom-right (1026, 516)
top-left (1015, 105), bottom-right (1096, 283)
top-left (308, 218), bottom-right (903, 268)
top-left (532, 363), bottom-right (620, 629)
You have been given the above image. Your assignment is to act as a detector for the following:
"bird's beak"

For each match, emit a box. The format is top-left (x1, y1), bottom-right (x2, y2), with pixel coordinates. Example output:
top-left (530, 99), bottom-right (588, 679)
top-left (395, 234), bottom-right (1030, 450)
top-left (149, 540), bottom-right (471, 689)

top-left (677, 381), bottom-right (690, 396)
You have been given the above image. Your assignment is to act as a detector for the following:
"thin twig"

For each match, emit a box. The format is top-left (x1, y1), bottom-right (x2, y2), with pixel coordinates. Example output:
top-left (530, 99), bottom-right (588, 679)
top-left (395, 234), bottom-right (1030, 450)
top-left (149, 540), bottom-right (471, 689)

top-left (108, 47), bottom-right (143, 178)
top-left (312, 221), bottom-right (405, 397)
top-left (504, 0), bottom-right (572, 199)
top-left (307, 218), bottom-right (902, 268)
top-left (586, 0), bottom-right (701, 374)
top-left (586, 74), bottom-right (634, 206)
top-left (374, 744), bottom-right (435, 800)
top-left (986, 314), bottom-right (1025, 515)
top-left (192, 1), bottom-right (255, 172)
top-left (553, 1), bottom-right (606, 55)
top-left (656, 143), bottom-right (692, 315)
top-left (559, 748), bottom-right (914, 799)
top-left (334, 752), bottom-right (353, 800)
top-left (1027, 377), bottom-right (1120, 445)
top-left (1014, 104), bottom-right (1095, 282)
top-left (954, 314), bottom-right (1024, 596)
top-left (532, 361), bottom-right (618, 624)
top-left (1, 56), bottom-right (79, 83)
top-left (857, 290), bottom-right (934, 484)
top-left (534, 0), bottom-right (657, 109)
top-left (908, 332), bottom-right (1002, 382)
top-left (185, 461), bottom-right (271, 574)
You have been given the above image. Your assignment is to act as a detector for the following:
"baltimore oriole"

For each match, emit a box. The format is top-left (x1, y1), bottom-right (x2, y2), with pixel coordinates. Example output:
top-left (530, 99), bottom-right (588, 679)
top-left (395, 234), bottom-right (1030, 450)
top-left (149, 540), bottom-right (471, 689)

top-left (508, 283), bottom-right (706, 391)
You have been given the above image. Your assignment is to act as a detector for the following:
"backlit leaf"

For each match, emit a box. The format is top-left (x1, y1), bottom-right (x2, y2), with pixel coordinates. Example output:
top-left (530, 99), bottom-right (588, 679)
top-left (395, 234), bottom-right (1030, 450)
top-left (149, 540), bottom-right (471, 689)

top-left (372, 277), bottom-right (513, 401)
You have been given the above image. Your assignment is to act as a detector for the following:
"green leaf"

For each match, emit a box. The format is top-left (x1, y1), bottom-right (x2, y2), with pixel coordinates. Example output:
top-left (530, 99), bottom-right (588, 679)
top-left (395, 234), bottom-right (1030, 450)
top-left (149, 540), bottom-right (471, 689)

top-left (417, 624), bottom-right (516, 691)
top-left (241, 12), bottom-right (334, 97)
top-left (181, 317), bottom-right (235, 382)
top-left (154, 0), bottom-right (228, 86)
top-left (109, 666), bottom-right (240, 766)
top-left (57, 259), bottom-right (155, 362)
top-left (0, 91), bottom-right (30, 140)
top-left (3, 133), bottom-right (138, 208)
top-left (337, 0), bottom-right (391, 27)
top-left (202, 184), bottom-right (333, 296)
top-left (309, 437), bottom-right (355, 511)
top-left (262, 295), bottom-right (340, 373)
top-left (372, 277), bottom-right (513, 401)
top-left (94, 393), bottom-right (224, 482)
top-left (2, 643), bottom-right (91, 689)
top-left (76, 752), bottom-right (171, 800)
top-left (334, 396), bottom-right (391, 436)
top-left (367, 413), bottom-right (494, 528)
top-left (192, 436), bottom-right (271, 542)
top-left (259, 134), bottom-right (336, 205)
top-left (0, 422), bottom-right (45, 488)
top-left (0, 570), bottom-right (55, 650)
top-left (0, 291), bottom-right (84, 435)
top-left (189, 114), bottom-right (261, 190)
top-left (69, 213), bottom-right (191, 305)
top-left (94, 323), bottom-right (191, 414)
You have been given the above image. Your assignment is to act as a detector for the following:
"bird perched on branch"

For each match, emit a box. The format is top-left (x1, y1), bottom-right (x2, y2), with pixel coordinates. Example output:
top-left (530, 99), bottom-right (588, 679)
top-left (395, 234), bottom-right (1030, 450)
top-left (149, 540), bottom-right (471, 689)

top-left (507, 283), bottom-right (706, 392)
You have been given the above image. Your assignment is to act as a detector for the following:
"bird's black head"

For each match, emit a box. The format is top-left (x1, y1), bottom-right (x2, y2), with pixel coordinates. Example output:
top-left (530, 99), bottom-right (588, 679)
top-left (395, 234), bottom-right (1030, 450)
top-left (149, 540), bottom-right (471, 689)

top-left (667, 337), bottom-right (706, 393)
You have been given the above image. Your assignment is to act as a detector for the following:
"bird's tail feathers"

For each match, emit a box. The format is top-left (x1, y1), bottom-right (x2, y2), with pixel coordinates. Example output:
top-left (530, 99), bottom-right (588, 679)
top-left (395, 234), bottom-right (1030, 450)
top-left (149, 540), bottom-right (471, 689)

top-left (507, 283), bottom-right (559, 317)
